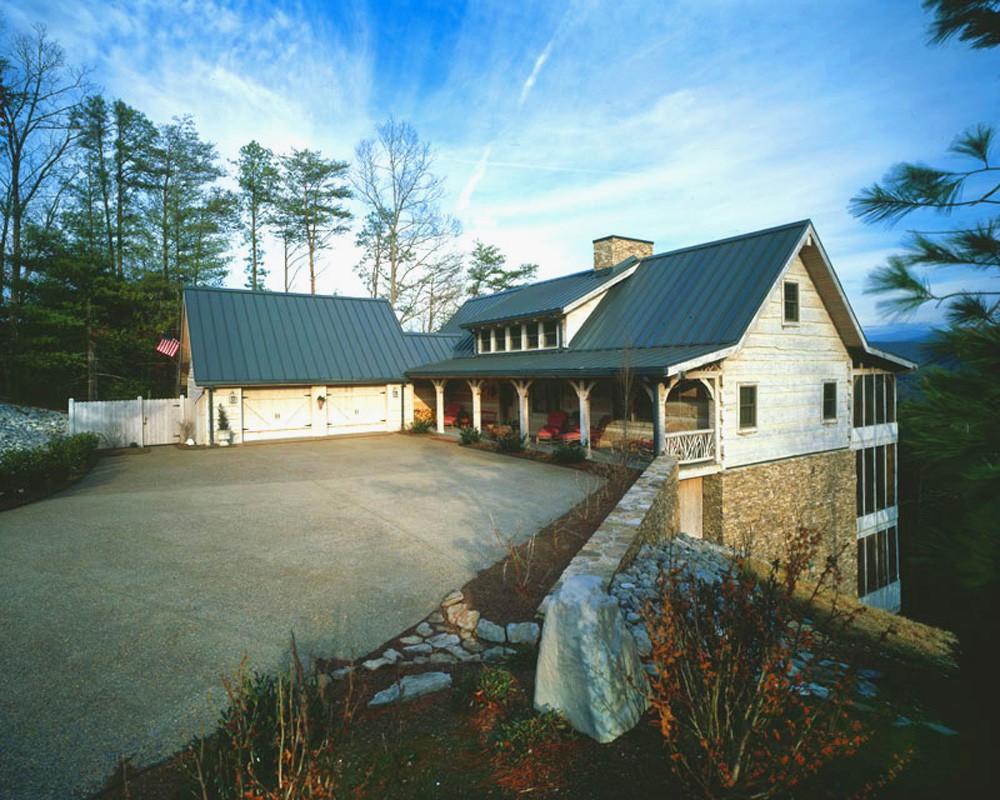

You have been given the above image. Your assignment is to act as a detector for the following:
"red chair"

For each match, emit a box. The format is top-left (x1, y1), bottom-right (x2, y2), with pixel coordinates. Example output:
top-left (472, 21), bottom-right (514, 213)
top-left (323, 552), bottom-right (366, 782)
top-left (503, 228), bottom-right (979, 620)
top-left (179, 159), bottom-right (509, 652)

top-left (535, 410), bottom-right (568, 442)
top-left (443, 403), bottom-right (462, 427)
top-left (560, 415), bottom-right (610, 446)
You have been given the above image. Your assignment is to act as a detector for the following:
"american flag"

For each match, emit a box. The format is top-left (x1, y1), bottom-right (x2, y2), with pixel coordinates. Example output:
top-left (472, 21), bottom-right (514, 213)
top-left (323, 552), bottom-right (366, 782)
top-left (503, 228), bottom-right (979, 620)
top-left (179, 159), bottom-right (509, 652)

top-left (156, 334), bottom-right (181, 358)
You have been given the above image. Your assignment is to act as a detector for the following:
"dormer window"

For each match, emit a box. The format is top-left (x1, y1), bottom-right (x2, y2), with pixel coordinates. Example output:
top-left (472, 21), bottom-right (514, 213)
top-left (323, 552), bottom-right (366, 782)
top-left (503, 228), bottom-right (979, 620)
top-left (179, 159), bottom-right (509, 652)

top-left (510, 325), bottom-right (522, 350)
top-left (479, 329), bottom-right (491, 353)
top-left (526, 323), bottom-right (539, 349)
top-left (495, 326), bottom-right (507, 352)
top-left (783, 281), bottom-right (799, 323)
top-left (543, 320), bottom-right (558, 347)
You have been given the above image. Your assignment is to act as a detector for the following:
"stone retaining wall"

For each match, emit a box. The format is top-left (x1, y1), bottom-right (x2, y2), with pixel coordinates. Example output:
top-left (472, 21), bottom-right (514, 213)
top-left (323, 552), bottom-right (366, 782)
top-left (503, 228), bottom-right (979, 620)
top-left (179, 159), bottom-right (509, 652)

top-left (538, 456), bottom-right (678, 616)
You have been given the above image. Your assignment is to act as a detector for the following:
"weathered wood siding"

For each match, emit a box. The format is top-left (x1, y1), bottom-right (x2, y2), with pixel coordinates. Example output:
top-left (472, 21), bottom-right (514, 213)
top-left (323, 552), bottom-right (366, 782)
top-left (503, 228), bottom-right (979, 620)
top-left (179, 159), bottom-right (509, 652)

top-left (721, 254), bottom-right (852, 468)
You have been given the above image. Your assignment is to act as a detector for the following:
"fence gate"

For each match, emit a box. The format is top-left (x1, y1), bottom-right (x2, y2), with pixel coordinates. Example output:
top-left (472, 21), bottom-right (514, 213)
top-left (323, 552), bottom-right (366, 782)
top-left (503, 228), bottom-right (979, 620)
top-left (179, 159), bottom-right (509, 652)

top-left (69, 395), bottom-right (190, 448)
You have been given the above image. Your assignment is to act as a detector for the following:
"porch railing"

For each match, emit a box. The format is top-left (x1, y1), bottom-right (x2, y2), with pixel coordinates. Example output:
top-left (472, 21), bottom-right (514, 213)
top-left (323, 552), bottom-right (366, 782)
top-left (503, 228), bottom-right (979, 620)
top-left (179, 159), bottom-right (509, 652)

top-left (663, 429), bottom-right (715, 464)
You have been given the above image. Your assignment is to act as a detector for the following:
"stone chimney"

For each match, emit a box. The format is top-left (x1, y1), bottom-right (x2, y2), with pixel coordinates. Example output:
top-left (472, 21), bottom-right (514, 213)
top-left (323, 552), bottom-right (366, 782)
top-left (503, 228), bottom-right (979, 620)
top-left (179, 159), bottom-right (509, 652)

top-left (592, 235), bottom-right (654, 269)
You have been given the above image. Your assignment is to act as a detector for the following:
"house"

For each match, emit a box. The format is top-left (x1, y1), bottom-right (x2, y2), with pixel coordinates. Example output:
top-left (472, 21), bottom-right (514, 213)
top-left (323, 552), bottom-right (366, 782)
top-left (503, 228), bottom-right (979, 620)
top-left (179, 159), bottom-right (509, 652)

top-left (180, 220), bottom-right (911, 612)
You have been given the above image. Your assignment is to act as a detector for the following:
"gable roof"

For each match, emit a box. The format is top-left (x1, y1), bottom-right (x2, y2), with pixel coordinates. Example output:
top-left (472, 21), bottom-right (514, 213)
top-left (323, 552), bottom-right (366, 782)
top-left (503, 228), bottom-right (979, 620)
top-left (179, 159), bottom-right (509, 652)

top-left (412, 219), bottom-right (912, 378)
top-left (451, 258), bottom-right (637, 330)
top-left (184, 287), bottom-right (439, 386)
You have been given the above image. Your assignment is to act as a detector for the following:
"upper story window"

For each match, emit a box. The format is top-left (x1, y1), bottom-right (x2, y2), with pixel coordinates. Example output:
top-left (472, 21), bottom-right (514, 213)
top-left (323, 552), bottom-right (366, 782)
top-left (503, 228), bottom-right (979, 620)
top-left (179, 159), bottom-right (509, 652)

top-left (783, 281), bottom-right (800, 323)
top-left (823, 381), bottom-right (837, 421)
top-left (475, 318), bottom-right (560, 354)
top-left (543, 320), bottom-right (559, 348)
top-left (853, 373), bottom-right (896, 427)
top-left (739, 384), bottom-right (757, 430)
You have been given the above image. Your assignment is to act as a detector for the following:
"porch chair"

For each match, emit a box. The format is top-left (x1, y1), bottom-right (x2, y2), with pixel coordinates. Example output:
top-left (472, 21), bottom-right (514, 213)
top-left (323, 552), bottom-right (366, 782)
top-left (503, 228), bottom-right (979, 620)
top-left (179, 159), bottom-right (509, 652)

top-left (443, 403), bottom-right (462, 427)
top-left (535, 410), bottom-right (568, 443)
top-left (559, 414), bottom-right (611, 446)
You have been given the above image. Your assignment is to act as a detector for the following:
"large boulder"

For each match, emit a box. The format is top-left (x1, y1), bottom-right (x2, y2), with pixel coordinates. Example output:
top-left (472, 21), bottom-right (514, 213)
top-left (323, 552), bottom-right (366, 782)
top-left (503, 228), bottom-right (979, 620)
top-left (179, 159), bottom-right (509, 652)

top-left (534, 574), bottom-right (648, 743)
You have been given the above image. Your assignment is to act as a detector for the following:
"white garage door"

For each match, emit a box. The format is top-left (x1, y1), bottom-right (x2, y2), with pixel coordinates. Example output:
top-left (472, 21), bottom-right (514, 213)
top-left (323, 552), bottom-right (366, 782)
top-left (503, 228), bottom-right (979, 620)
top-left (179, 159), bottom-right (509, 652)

top-left (326, 386), bottom-right (387, 432)
top-left (243, 388), bottom-right (312, 441)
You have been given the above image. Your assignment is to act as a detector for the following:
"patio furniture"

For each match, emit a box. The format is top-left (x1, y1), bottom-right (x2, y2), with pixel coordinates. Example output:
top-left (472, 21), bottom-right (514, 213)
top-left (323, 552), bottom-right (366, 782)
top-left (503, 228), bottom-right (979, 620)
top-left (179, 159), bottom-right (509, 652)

top-left (443, 403), bottom-right (462, 427)
top-left (560, 415), bottom-right (611, 446)
top-left (535, 410), bottom-right (568, 443)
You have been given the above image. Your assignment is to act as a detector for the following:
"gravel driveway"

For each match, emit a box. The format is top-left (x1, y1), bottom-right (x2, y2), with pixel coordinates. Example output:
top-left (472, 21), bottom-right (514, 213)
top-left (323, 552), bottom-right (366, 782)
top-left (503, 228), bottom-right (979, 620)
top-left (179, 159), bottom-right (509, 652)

top-left (0, 435), bottom-right (600, 799)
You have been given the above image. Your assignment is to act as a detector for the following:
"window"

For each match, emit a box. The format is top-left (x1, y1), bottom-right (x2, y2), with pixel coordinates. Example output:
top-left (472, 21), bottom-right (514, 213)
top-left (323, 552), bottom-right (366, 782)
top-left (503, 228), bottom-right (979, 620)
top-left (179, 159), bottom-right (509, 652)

top-left (739, 385), bottom-right (757, 429)
top-left (478, 329), bottom-right (491, 354)
top-left (857, 526), bottom-right (899, 597)
top-left (783, 281), bottom-right (799, 323)
top-left (510, 324), bottom-right (522, 350)
top-left (542, 320), bottom-right (558, 348)
top-left (823, 381), bottom-right (837, 421)
top-left (494, 326), bottom-right (507, 352)
top-left (855, 443), bottom-right (897, 516)
top-left (526, 323), bottom-right (540, 349)
top-left (853, 373), bottom-right (897, 427)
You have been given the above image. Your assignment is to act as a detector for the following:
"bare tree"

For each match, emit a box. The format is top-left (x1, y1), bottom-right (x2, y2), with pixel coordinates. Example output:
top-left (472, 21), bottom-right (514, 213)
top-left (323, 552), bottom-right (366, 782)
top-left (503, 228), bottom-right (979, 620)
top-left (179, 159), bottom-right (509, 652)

top-left (352, 117), bottom-right (461, 323)
top-left (0, 22), bottom-right (88, 307)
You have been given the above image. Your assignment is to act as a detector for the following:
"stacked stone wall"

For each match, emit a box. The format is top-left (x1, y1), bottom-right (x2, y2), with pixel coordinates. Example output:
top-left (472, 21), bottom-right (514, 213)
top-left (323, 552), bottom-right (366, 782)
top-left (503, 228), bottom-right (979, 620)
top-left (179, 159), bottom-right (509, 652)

top-left (715, 450), bottom-right (857, 594)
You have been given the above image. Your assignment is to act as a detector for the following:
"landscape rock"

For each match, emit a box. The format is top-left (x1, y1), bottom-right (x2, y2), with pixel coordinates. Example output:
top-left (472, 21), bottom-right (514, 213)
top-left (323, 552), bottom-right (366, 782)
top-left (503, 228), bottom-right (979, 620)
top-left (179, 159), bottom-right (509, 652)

top-left (534, 575), bottom-right (648, 743)
top-left (362, 657), bottom-right (389, 671)
top-left (630, 626), bottom-right (652, 657)
top-left (402, 643), bottom-right (432, 657)
top-left (369, 672), bottom-right (453, 706)
top-left (0, 402), bottom-right (69, 456)
top-left (415, 622), bottom-right (435, 637)
top-left (381, 648), bottom-right (401, 664)
top-left (476, 618), bottom-right (506, 643)
top-left (330, 667), bottom-right (353, 681)
top-left (399, 635), bottom-right (423, 646)
top-left (429, 652), bottom-right (457, 664)
top-left (427, 632), bottom-right (460, 649)
top-left (441, 589), bottom-right (464, 607)
top-left (427, 612), bottom-right (444, 624)
top-left (482, 646), bottom-right (517, 663)
top-left (453, 607), bottom-right (481, 632)
top-left (506, 622), bottom-right (540, 646)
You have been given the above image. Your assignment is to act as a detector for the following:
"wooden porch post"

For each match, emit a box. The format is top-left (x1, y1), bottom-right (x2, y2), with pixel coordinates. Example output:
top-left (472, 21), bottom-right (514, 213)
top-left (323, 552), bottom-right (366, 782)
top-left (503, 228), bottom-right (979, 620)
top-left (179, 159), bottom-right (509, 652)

top-left (568, 380), bottom-right (596, 449)
top-left (432, 379), bottom-right (447, 433)
top-left (512, 380), bottom-right (533, 439)
top-left (467, 379), bottom-right (485, 431)
top-left (646, 377), bottom-right (675, 457)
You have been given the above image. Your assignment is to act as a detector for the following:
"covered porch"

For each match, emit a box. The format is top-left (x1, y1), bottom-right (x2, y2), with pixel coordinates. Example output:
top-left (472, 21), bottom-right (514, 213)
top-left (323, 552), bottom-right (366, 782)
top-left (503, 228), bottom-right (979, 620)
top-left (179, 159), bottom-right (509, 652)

top-left (411, 371), bottom-right (720, 465)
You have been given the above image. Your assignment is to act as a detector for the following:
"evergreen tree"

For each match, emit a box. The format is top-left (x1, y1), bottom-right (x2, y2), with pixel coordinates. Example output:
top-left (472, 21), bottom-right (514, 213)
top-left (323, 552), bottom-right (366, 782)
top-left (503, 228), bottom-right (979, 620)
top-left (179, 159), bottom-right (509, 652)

top-left (234, 140), bottom-right (278, 290)
top-left (466, 240), bottom-right (538, 297)
top-left (850, 2), bottom-right (999, 789)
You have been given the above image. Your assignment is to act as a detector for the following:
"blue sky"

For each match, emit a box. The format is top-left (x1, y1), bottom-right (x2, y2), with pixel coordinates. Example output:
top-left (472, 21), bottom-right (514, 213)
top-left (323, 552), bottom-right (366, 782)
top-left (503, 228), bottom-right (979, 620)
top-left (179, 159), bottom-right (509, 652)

top-left (3, 0), bottom-right (998, 329)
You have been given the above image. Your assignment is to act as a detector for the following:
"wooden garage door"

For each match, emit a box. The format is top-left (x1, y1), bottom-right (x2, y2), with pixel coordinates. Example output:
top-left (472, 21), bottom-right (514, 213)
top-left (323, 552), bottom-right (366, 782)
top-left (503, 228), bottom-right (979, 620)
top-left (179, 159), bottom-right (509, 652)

top-left (243, 388), bottom-right (312, 438)
top-left (326, 386), bottom-right (386, 430)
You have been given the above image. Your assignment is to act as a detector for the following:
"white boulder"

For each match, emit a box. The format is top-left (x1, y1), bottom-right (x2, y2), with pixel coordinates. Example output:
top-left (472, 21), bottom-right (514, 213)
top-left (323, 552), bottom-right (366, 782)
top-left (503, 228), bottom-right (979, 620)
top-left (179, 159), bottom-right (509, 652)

top-left (534, 574), bottom-right (648, 743)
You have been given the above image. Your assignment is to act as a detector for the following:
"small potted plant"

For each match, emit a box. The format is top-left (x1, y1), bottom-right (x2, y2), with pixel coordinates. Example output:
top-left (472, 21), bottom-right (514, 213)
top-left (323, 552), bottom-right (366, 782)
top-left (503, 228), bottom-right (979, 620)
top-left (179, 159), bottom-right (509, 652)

top-left (316, 394), bottom-right (326, 409)
top-left (216, 404), bottom-right (233, 446)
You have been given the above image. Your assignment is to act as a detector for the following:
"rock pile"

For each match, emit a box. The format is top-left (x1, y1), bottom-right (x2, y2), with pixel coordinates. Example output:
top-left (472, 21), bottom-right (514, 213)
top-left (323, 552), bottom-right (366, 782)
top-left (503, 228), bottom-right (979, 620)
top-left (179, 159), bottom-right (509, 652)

top-left (330, 589), bottom-right (540, 706)
top-left (0, 402), bottom-right (69, 456)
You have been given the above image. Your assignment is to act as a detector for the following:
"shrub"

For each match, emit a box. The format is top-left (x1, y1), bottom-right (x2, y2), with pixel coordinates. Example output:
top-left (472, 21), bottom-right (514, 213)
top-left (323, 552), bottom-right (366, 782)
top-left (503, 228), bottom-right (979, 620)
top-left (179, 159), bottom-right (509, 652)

top-left (476, 666), bottom-right (521, 707)
top-left (0, 433), bottom-right (99, 501)
top-left (459, 426), bottom-right (482, 445)
top-left (190, 647), bottom-right (338, 799)
top-left (551, 440), bottom-right (587, 463)
top-left (489, 424), bottom-right (526, 453)
top-left (492, 712), bottom-right (572, 756)
top-left (643, 528), bottom-right (878, 799)
top-left (410, 408), bottom-right (434, 433)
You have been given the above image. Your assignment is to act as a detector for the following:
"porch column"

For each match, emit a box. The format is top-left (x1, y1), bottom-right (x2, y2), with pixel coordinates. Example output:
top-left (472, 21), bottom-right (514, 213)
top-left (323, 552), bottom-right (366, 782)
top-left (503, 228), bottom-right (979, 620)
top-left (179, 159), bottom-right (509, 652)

top-left (644, 378), bottom-right (673, 457)
top-left (512, 379), bottom-right (533, 439)
top-left (467, 379), bottom-right (485, 431)
top-left (432, 379), bottom-right (447, 433)
top-left (713, 375), bottom-right (722, 462)
top-left (568, 380), bottom-right (596, 449)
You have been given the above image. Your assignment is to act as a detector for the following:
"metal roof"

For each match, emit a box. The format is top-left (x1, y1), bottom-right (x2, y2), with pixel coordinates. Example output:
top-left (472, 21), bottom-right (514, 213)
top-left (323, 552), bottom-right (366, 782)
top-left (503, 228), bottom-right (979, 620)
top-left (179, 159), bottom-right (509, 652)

top-left (408, 344), bottom-right (727, 379)
top-left (184, 287), bottom-right (450, 386)
top-left (571, 220), bottom-right (811, 349)
top-left (452, 259), bottom-right (636, 329)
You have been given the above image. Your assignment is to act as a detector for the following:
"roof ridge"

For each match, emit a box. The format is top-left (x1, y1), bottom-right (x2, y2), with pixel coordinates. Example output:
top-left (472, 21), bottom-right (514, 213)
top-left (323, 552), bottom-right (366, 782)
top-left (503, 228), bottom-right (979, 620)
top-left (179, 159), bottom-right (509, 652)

top-left (643, 219), bottom-right (812, 262)
top-left (184, 286), bottom-right (392, 305)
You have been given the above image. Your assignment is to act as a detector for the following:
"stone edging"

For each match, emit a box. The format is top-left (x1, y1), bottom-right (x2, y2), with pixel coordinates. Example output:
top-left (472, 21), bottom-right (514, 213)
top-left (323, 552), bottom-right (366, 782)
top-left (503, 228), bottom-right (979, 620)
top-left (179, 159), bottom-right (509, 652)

top-left (537, 455), bottom-right (679, 617)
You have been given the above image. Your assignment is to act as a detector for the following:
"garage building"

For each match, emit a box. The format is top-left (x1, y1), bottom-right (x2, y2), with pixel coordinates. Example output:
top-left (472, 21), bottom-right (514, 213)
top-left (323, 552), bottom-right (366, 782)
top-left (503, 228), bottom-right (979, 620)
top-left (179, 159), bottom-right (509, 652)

top-left (181, 287), bottom-right (458, 444)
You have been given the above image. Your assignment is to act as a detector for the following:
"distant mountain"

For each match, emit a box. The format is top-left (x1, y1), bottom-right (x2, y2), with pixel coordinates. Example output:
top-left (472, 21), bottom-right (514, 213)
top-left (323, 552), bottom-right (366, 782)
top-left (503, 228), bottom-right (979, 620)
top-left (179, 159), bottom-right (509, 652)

top-left (863, 322), bottom-right (935, 343)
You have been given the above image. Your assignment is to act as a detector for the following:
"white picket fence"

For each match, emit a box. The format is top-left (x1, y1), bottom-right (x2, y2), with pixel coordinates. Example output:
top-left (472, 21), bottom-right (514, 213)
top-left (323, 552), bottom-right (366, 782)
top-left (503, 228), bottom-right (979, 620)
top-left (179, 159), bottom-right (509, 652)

top-left (68, 395), bottom-right (192, 448)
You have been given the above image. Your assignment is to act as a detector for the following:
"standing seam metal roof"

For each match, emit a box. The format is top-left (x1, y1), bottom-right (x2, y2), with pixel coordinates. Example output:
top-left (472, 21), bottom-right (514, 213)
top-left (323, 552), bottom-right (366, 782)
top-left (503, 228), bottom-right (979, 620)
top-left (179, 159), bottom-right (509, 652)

top-left (184, 288), bottom-right (447, 385)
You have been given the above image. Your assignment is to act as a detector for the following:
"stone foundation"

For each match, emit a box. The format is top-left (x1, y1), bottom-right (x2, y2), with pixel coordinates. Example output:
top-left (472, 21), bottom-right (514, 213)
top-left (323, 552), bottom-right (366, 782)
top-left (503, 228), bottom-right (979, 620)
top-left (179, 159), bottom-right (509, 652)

top-left (704, 450), bottom-right (857, 594)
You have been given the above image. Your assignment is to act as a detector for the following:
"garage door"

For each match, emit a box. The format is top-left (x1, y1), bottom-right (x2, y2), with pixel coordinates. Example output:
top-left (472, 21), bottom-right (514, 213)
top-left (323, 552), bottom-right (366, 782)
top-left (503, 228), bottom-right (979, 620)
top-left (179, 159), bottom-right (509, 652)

top-left (326, 386), bottom-right (387, 432)
top-left (243, 388), bottom-right (312, 440)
